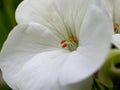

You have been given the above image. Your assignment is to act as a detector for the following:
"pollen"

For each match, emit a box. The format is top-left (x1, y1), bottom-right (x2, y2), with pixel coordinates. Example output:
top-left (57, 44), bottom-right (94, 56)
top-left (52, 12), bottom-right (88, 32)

top-left (62, 43), bottom-right (68, 48)
top-left (114, 23), bottom-right (119, 33)
top-left (60, 36), bottom-right (78, 51)
top-left (60, 40), bottom-right (67, 48)
top-left (69, 36), bottom-right (77, 42)
top-left (60, 40), bottom-right (66, 44)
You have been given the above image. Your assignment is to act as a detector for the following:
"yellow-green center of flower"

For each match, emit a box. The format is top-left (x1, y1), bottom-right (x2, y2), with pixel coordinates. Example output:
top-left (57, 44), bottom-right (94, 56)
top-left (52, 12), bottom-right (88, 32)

top-left (60, 36), bottom-right (78, 51)
top-left (114, 23), bottom-right (120, 33)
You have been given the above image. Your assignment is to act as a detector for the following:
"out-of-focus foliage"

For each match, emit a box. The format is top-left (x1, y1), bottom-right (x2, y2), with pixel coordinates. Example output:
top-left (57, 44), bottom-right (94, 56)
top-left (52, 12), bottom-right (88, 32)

top-left (0, 0), bottom-right (22, 89)
top-left (0, 0), bottom-right (22, 50)
top-left (92, 49), bottom-right (120, 90)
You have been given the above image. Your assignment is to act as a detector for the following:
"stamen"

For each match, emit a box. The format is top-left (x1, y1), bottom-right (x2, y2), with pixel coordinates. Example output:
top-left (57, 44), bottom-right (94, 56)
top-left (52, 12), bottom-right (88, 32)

top-left (60, 40), bottom-right (66, 44)
top-left (69, 36), bottom-right (77, 42)
top-left (62, 43), bottom-right (68, 48)
top-left (114, 23), bottom-right (119, 33)
top-left (60, 36), bottom-right (78, 51)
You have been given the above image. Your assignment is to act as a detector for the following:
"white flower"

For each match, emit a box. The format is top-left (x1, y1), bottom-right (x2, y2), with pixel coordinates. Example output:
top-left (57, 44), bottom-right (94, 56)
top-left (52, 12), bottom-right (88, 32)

top-left (112, 34), bottom-right (120, 48)
top-left (105, 0), bottom-right (120, 48)
top-left (0, 0), bottom-right (112, 90)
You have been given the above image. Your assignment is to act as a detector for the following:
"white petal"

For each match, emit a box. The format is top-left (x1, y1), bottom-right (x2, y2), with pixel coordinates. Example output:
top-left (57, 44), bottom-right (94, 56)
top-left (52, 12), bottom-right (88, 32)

top-left (0, 23), bottom-right (61, 89)
top-left (114, 0), bottom-right (120, 23)
top-left (79, 0), bottom-right (113, 61)
top-left (16, 0), bottom-right (54, 24)
top-left (16, 0), bottom-right (71, 39)
top-left (55, 0), bottom-right (90, 38)
top-left (16, 0), bottom-right (91, 39)
top-left (104, 0), bottom-right (114, 19)
top-left (59, 0), bottom-right (113, 85)
top-left (112, 34), bottom-right (120, 49)
top-left (13, 50), bottom-right (92, 90)
top-left (14, 50), bottom-right (69, 90)
top-left (105, 0), bottom-right (120, 23)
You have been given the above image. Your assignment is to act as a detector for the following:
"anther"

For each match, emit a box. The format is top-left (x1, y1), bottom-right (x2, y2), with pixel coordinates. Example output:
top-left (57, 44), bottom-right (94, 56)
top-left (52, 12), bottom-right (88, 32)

top-left (60, 36), bottom-right (78, 51)
top-left (62, 43), bottom-right (68, 48)
top-left (69, 36), bottom-right (77, 42)
top-left (114, 23), bottom-right (119, 33)
top-left (60, 40), bottom-right (66, 44)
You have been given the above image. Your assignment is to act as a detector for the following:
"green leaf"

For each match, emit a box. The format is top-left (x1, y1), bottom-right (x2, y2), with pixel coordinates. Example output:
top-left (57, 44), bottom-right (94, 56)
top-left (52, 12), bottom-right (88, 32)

top-left (0, 84), bottom-right (12, 90)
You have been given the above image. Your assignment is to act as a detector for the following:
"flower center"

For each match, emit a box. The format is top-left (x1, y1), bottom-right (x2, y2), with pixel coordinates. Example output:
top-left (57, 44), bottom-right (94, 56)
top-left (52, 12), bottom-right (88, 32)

top-left (60, 36), bottom-right (78, 51)
top-left (114, 23), bottom-right (120, 33)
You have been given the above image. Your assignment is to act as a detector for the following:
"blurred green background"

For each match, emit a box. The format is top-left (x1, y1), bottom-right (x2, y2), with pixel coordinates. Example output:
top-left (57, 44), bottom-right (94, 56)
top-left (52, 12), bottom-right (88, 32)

top-left (0, 0), bottom-right (22, 89)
